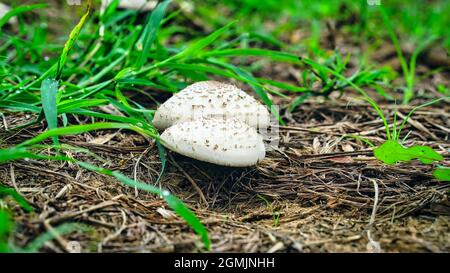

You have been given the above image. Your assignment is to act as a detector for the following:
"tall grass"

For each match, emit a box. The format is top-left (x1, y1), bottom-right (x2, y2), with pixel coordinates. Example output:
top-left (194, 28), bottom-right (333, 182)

top-left (379, 6), bottom-right (435, 104)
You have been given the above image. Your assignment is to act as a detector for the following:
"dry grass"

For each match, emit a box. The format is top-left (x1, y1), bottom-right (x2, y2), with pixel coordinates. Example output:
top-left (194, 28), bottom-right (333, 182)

top-left (1, 94), bottom-right (449, 253)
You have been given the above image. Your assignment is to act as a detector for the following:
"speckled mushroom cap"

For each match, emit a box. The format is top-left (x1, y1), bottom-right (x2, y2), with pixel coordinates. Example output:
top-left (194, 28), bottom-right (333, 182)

top-left (102, 0), bottom-right (157, 11)
top-left (152, 81), bottom-right (270, 130)
top-left (160, 118), bottom-right (266, 167)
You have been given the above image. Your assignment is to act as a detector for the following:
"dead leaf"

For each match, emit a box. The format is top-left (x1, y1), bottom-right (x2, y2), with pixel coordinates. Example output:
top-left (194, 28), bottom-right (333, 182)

top-left (341, 143), bottom-right (354, 152)
top-left (99, 104), bottom-right (125, 117)
top-left (313, 137), bottom-right (321, 154)
top-left (89, 132), bottom-right (118, 144)
top-left (157, 207), bottom-right (177, 219)
top-left (329, 156), bottom-right (354, 163)
top-left (267, 241), bottom-right (284, 253)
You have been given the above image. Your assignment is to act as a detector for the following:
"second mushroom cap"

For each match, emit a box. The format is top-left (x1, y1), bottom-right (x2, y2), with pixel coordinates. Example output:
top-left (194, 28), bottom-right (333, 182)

top-left (160, 118), bottom-right (266, 167)
top-left (152, 81), bottom-right (270, 130)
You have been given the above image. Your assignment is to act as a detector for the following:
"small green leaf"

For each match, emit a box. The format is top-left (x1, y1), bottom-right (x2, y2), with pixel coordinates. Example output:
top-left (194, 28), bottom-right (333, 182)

top-left (433, 167), bottom-right (450, 182)
top-left (408, 146), bottom-right (444, 164)
top-left (374, 140), bottom-right (443, 165)
top-left (40, 78), bottom-right (59, 146)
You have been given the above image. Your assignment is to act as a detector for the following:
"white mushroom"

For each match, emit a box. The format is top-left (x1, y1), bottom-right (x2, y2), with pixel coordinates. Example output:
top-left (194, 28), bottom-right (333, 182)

top-left (102, 0), bottom-right (157, 11)
top-left (152, 81), bottom-right (270, 130)
top-left (160, 118), bottom-right (266, 167)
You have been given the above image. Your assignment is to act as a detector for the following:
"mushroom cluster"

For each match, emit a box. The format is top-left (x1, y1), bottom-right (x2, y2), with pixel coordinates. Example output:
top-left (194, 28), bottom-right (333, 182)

top-left (153, 81), bottom-right (270, 167)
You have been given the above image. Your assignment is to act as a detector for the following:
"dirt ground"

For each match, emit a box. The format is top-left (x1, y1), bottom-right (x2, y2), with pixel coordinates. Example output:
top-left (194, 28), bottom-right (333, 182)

top-left (1, 0), bottom-right (449, 253)
top-left (1, 94), bottom-right (449, 253)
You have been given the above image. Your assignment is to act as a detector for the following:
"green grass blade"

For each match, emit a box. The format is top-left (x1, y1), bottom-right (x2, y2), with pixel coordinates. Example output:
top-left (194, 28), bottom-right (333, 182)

top-left (17, 122), bottom-right (156, 148)
top-left (289, 93), bottom-right (312, 112)
top-left (302, 58), bottom-right (391, 140)
top-left (0, 4), bottom-right (47, 29)
top-left (155, 140), bottom-right (166, 185)
top-left (403, 38), bottom-right (435, 104)
top-left (136, 0), bottom-right (171, 68)
top-left (379, 6), bottom-right (412, 104)
top-left (257, 78), bottom-right (309, 93)
top-left (23, 223), bottom-right (91, 253)
top-left (0, 148), bottom-right (35, 163)
top-left (78, 55), bottom-right (126, 88)
top-left (392, 109), bottom-right (398, 140)
top-left (0, 185), bottom-right (33, 212)
top-left (40, 78), bottom-right (59, 146)
top-left (57, 99), bottom-right (109, 113)
top-left (396, 97), bottom-right (448, 139)
top-left (64, 109), bottom-right (146, 126)
top-left (0, 144), bottom-right (209, 250)
top-left (0, 209), bottom-right (13, 253)
top-left (171, 21), bottom-right (236, 61)
top-left (0, 100), bottom-right (41, 113)
top-left (342, 135), bottom-right (376, 148)
top-left (56, 0), bottom-right (92, 79)
top-left (201, 48), bottom-right (300, 63)
top-left (0, 147), bottom-right (68, 164)
top-left (114, 85), bottom-right (156, 115)
top-left (159, 63), bottom-right (236, 79)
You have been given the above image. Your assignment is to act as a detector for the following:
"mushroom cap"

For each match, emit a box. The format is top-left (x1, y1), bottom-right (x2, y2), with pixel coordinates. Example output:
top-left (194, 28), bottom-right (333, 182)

top-left (102, 0), bottom-right (157, 11)
top-left (152, 81), bottom-right (270, 130)
top-left (160, 118), bottom-right (266, 167)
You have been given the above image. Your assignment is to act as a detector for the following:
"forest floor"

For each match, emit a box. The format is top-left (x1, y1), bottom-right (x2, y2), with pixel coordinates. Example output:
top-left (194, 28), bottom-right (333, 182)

top-left (1, 94), bottom-right (449, 252)
top-left (0, 1), bottom-right (449, 253)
